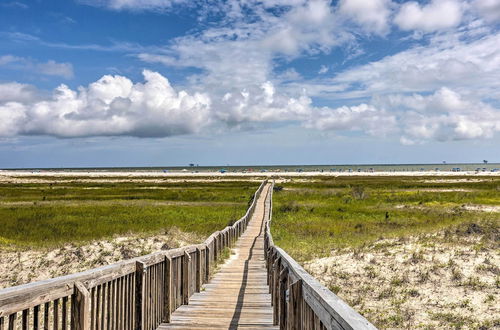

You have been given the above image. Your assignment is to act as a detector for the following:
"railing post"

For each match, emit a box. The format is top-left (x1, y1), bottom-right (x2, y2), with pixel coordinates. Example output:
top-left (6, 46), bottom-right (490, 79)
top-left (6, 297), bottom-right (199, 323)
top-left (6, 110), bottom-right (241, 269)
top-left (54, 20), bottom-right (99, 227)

top-left (163, 256), bottom-right (172, 323)
top-left (272, 257), bottom-right (281, 325)
top-left (72, 282), bottom-right (90, 330)
top-left (213, 236), bottom-right (218, 261)
top-left (135, 261), bottom-right (146, 330)
top-left (288, 280), bottom-right (302, 330)
top-left (205, 245), bottom-right (211, 282)
top-left (195, 248), bottom-right (202, 292)
top-left (279, 268), bottom-right (289, 329)
top-left (182, 251), bottom-right (191, 305)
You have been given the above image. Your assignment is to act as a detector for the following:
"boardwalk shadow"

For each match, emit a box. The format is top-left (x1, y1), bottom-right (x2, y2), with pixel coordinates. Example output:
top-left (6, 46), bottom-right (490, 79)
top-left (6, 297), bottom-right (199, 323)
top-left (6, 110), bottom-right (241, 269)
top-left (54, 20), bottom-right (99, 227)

top-left (229, 219), bottom-right (265, 329)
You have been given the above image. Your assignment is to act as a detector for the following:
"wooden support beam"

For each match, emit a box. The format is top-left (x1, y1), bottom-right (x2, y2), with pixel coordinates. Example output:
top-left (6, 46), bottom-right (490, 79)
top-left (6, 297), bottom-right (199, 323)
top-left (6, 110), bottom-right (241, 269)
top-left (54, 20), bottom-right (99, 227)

top-left (279, 267), bottom-right (289, 330)
top-left (182, 251), bottom-right (191, 305)
top-left (288, 280), bottom-right (302, 330)
top-left (205, 246), bottom-right (211, 282)
top-left (272, 257), bottom-right (281, 325)
top-left (8, 314), bottom-right (15, 330)
top-left (72, 282), bottom-right (90, 330)
top-left (195, 248), bottom-right (202, 293)
top-left (213, 237), bottom-right (218, 262)
top-left (135, 261), bottom-right (146, 330)
top-left (163, 256), bottom-right (172, 323)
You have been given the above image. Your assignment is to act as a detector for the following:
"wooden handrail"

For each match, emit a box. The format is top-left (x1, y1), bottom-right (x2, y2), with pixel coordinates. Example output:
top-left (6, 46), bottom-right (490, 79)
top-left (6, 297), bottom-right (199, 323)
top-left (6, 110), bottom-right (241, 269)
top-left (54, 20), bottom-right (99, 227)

top-left (264, 181), bottom-right (377, 330)
top-left (0, 180), bottom-right (268, 329)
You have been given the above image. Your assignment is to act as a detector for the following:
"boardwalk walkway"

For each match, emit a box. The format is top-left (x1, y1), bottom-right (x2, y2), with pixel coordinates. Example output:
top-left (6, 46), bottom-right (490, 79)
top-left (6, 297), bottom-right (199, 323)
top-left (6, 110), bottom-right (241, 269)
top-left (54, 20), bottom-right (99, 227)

top-left (157, 183), bottom-right (276, 329)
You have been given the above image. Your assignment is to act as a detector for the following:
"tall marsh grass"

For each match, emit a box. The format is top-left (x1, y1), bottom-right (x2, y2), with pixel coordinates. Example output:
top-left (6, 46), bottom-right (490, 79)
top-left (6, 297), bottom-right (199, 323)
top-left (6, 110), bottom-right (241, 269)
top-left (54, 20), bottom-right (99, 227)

top-left (0, 180), bottom-right (259, 248)
top-left (271, 176), bottom-right (500, 261)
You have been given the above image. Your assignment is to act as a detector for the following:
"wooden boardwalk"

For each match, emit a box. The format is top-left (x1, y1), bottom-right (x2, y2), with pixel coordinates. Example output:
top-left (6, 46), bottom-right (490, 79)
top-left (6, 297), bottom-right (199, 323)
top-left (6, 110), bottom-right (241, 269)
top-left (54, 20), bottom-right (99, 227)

top-left (0, 180), bottom-right (376, 330)
top-left (157, 183), bottom-right (277, 329)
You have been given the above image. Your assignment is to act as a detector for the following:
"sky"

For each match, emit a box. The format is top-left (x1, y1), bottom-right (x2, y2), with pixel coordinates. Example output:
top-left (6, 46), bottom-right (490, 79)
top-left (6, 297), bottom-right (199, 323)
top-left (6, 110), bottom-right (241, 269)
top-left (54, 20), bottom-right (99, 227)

top-left (0, 0), bottom-right (499, 168)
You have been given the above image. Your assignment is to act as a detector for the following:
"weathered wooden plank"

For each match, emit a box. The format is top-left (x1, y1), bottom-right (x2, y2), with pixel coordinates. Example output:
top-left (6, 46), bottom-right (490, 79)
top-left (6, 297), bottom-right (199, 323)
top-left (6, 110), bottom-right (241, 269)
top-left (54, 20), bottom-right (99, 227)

top-left (43, 302), bottom-right (49, 330)
top-left (163, 256), bottom-right (172, 323)
top-left (72, 282), bottom-right (90, 330)
top-left (279, 268), bottom-right (288, 329)
top-left (62, 296), bottom-right (68, 330)
top-left (195, 248), bottom-right (202, 293)
top-left (287, 280), bottom-right (302, 330)
top-left (182, 252), bottom-right (190, 305)
top-left (135, 261), bottom-right (145, 330)
top-left (21, 309), bottom-right (28, 330)
top-left (8, 313), bottom-right (15, 330)
top-left (53, 298), bottom-right (59, 330)
top-left (33, 305), bottom-right (40, 330)
top-left (158, 183), bottom-right (276, 330)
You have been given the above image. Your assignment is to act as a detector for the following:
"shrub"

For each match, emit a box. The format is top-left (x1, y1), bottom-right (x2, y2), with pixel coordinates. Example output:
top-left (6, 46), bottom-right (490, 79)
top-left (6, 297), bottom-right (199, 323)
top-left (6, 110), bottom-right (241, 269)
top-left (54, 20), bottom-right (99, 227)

top-left (351, 186), bottom-right (367, 200)
top-left (279, 202), bottom-right (300, 213)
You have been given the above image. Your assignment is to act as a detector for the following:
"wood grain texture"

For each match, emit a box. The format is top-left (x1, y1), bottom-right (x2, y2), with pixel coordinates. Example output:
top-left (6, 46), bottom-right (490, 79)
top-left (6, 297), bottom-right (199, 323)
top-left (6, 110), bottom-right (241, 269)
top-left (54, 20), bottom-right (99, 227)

top-left (157, 184), bottom-right (277, 330)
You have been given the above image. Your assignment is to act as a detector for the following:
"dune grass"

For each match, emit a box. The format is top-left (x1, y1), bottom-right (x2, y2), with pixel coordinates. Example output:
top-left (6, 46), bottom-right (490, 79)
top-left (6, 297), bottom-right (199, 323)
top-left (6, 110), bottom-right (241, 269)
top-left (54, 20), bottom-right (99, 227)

top-left (0, 179), bottom-right (259, 249)
top-left (271, 176), bottom-right (500, 261)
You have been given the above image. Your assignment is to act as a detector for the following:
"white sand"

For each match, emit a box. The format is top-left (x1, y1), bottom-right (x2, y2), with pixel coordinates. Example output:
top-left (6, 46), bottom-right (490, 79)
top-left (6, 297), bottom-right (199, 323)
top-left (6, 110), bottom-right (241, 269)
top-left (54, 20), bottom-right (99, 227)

top-left (1, 169), bottom-right (499, 179)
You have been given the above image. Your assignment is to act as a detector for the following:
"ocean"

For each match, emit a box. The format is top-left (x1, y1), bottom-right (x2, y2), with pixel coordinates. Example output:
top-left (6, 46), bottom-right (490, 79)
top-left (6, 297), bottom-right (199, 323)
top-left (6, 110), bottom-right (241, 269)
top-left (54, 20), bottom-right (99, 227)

top-left (5, 163), bottom-right (500, 173)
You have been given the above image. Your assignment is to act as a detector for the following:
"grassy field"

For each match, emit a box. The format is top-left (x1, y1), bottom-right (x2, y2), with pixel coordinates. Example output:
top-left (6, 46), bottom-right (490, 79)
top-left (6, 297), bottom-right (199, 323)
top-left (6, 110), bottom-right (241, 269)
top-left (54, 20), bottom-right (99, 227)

top-left (271, 176), bottom-right (500, 261)
top-left (271, 176), bottom-right (499, 328)
top-left (0, 177), bottom-right (259, 249)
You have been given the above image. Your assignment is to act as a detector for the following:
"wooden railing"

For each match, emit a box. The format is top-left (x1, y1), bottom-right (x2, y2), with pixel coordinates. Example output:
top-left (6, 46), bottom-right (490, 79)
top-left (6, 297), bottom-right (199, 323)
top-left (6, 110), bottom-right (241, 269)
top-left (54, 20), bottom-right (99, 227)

top-left (263, 182), bottom-right (377, 330)
top-left (0, 181), bottom-right (267, 330)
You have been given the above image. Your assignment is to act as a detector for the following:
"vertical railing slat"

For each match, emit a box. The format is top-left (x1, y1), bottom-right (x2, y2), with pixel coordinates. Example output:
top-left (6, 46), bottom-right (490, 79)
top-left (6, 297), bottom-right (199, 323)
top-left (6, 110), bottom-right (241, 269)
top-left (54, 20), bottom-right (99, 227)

top-left (72, 282), bottom-right (90, 330)
top-left (21, 309), bottom-right (29, 330)
top-left (53, 298), bottom-right (59, 330)
top-left (61, 296), bottom-right (68, 330)
top-left (8, 313), bottom-right (16, 330)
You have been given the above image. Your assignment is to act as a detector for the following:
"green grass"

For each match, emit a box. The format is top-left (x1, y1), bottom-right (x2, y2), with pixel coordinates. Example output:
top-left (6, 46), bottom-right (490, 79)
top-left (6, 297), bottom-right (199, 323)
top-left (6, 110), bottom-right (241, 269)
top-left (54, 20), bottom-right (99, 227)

top-left (271, 176), bottom-right (500, 261)
top-left (0, 179), bottom-right (259, 249)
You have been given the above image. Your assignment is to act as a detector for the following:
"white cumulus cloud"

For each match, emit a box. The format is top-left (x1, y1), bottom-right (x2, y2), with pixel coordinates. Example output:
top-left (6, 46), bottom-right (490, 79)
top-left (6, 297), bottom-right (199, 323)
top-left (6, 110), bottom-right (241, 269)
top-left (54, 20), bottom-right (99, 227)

top-left (306, 103), bottom-right (397, 136)
top-left (338, 0), bottom-right (393, 35)
top-left (379, 87), bottom-right (500, 143)
top-left (394, 0), bottom-right (463, 32)
top-left (0, 70), bottom-right (211, 138)
top-left (0, 82), bottom-right (39, 103)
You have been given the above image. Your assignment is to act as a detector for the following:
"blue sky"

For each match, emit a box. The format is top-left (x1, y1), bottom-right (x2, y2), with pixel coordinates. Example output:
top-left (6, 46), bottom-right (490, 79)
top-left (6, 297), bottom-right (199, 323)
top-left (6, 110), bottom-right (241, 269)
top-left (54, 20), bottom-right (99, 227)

top-left (0, 0), bottom-right (499, 167)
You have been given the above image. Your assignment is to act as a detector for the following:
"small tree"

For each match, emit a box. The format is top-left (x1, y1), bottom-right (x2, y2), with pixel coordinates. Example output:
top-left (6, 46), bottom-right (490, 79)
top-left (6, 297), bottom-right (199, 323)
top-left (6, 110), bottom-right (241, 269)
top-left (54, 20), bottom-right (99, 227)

top-left (483, 160), bottom-right (488, 164)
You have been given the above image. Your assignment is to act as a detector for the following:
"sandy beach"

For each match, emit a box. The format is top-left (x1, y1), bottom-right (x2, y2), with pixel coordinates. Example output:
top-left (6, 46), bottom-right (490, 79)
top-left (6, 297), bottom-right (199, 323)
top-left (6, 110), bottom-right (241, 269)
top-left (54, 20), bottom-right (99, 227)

top-left (1, 169), bottom-right (500, 179)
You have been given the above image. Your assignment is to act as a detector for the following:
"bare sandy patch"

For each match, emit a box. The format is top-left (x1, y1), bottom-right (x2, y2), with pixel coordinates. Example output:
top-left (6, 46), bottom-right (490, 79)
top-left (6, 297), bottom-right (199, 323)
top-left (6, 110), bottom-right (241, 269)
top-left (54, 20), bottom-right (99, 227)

top-left (461, 205), bottom-right (500, 213)
top-left (421, 178), bottom-right (490, 183)
top-left (413, 188), bottom-right (474, 192)
top-left (395, 203), bottom-right (500, 213)
top-left (1, 169), bottom-right (499, 184)
top-left (304, 226), bottom-right (499, 329)
top-left (0, 228), bottom-right (202, 289)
